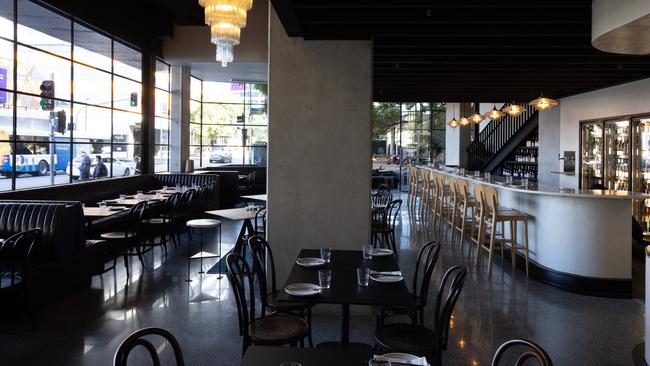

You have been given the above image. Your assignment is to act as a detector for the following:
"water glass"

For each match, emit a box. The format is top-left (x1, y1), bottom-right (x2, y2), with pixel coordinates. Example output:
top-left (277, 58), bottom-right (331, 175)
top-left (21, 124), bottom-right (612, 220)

top-left (362, 244), bottom-right (373, 260)
top-left (320, 247), bottom-right (332, 264)
top-left (175, 183), bottom-right (181, 192)
top-left (119, 194), bottom-right (126, 203)
top-left (474, 170), bottom-right (480, 178)
top-left (357, 267), bottom-right (370, 286)
top-left (506, 176), bottom-right (513, 184)
top-left (459, 168), bottom-right (465, 176)
top-left (136, 190), bottom-right (144, 199)
top-left (522, 178), bottom-right (529, 189)
top-left (318, 269), bottom-right (331, 289)
top-left (484, 172), bottom-right (491, 180)
top-left (98, 201), bottom-right (107, 212)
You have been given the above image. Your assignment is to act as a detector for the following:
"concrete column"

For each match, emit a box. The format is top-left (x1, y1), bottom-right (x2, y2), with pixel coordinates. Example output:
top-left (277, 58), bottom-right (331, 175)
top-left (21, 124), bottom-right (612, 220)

top-left (170, 65), bottom-right (191, 172)
top-left (268, 6), bottom-right (372, 280)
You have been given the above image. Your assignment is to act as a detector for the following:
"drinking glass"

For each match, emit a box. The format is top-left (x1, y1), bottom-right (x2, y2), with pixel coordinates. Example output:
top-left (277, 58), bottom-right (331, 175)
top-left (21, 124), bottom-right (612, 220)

top-left (119, 194), bottom-right (126, 203)
top-left (506, 176), bottom-right (513, 184)
top-left (320, 247), bottom-right (332, 263)
top-left (136, 190), bottom-right (144, 199)
top-left (357, 267), bottom-right (370, 286)
top-left (182, 185), bottom-right (188, 193)
top-left (522, 178), bottom-right (529, 188)
top-left (362, 244), bottom-right (373, 260)
top-left (474, 170), bottom-right (480, 178)
top-left (175, 183), bottom-right (181, 192)
top-left (459, 168), bottom-right (465, 176)
top-left (485, 172), bottom-right (491, 180)
top-left (318, 269), bottom-right (331, 289)
top-left (98, 201), bottom-right (107, 212)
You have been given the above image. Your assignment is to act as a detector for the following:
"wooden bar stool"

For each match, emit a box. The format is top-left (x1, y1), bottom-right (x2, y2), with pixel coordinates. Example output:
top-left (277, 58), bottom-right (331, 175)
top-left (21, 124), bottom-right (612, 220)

top-left (419, 168), bottom-right (432, 217)
top-left (446, 178), bottom-right (460, 238)
top-left (433, 173), bottom-right (452, 231)
top-left (468, 184), bottom-right (487, 259)
top-left (452, 178), bottom-right (475, 250)
top-left (408, 166), bottom-right (421, 209)
top-left (479, 186), bottom-right (530, 276)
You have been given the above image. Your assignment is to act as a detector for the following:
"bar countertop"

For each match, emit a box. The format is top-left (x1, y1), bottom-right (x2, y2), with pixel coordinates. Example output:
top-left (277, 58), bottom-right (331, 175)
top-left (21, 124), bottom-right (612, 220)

top-left (422, 166), bottom-right (650, 200)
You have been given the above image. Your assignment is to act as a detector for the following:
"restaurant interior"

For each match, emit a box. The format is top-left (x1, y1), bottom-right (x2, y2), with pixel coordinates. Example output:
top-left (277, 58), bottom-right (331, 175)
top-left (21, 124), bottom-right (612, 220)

top-left (1, 0), bottom-right (650, 365)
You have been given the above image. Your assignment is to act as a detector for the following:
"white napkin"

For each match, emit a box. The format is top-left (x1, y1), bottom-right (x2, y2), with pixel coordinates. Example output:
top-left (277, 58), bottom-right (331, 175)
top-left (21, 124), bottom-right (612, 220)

top-left (371, 270), bottom-right (402, 276)
top-left (373, 354), bottom-right (428, 365)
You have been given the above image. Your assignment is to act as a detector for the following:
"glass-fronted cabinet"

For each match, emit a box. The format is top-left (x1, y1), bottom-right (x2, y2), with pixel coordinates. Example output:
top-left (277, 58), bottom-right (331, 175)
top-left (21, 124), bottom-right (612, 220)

top-left (633, 118), bottom-right (650, 230)
top-left (580, 122), bottom-right (603, 189)
top-left (604, 120), bottom-right (630, 191)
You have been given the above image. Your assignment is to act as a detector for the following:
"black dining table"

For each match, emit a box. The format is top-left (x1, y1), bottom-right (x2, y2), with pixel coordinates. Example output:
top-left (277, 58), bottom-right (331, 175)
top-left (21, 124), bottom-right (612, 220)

top-left (241, 345), bottom-right (374, 366)
top-left (275, 249), bottom-right (416, 349)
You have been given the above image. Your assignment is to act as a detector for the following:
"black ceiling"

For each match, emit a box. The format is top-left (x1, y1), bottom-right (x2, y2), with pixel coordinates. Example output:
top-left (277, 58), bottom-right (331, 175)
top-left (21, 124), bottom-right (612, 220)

top-left (271, 0), bottom-right (650, 102)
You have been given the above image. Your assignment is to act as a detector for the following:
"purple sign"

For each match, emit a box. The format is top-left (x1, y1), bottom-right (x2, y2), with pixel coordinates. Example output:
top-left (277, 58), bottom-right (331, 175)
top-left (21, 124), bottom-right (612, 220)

top-left (0, 68), bottom-right (6, 104)
top-left (230, 82), bottom-right (245, 91)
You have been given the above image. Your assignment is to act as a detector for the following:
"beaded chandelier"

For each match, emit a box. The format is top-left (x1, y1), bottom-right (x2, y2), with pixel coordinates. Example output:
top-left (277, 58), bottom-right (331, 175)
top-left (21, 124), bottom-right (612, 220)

top-left (198, 0), bottom-right (253, 67)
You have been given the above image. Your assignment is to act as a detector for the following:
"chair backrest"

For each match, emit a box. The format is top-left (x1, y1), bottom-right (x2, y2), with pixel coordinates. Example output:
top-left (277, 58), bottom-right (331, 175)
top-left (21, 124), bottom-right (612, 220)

top-left (372, 190), bottom-right (393, 207)
top-left (163, 193), bottom-right (182, 215)
top-left (113, 327), bottom-right (185, 366)
top-left (483, 185), bottom-right (499, 215)
top-left (177, 189), bottom-right (196, 217)
top-left (456, 179), bottom-right (470, 202)
top-left (247, 235), bottom-right (276, 311)
top-left (0, 228), bottom-right (42, 288)
top-left (434, 266), bottom-right (467, 353)
top-left (412, 240), bottom-right (441, 320)
top-left (420, 169), bottom-right (430, 191)
top-left (383, 199), bottom-right (402, 230)
top-left (226, 252), bottom-right (257, 338)
top-left (491, 339), bottom-right (553, 366)
top-left (254, 208), bottom-right (267, 235)
top-left (126, 201), bottom-right (147, 234)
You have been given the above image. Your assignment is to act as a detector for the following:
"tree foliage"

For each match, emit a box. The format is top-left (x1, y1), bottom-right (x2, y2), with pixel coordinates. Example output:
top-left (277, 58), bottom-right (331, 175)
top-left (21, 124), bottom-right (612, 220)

top-left (372, 102), bottom-right (400, 139)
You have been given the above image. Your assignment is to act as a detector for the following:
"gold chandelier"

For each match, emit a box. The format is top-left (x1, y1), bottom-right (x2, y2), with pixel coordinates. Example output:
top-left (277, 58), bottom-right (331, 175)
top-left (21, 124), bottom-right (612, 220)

top-left (503, 102), bottom-right (527, 117)
top-left (198, 0), bottom-right (253, 67)
top-left (469, 113), bottom-right (485, 124)
top-left (448, 118), bottom-right (459, 128)
top-left (529, 96), bottom-right (559, 112)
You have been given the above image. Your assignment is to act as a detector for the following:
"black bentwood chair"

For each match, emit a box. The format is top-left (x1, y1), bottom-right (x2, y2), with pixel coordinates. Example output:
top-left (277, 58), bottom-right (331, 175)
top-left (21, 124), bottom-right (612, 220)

top-left (226, 253), bottom-right (309, 356)
top-left (142, 192), bottom-right (182, 254)
top-left (371, 199), bottom-right (402, 256)
top-left (247, 235), bottom-right (314, 347)
top-left (376, 240), bottom-right (441, 328)
top-left (374, 266), bottom-right (468, 366)
top-left (113, 327), bottom-right (185, 366)
top-left (0, 228), bottom-right (42, 330)
top-left (491, 339), bottom-right (553, 366)
top-left (101, 201), bottom-right (147, 278)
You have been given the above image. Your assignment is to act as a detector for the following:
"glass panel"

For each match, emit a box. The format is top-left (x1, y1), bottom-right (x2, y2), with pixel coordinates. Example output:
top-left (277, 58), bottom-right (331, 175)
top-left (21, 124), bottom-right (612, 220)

top-left (114, 76), bottom-right (141, 112)
top-left (604, 120), bottom-right (630, 190)
top-left (17, 0), bottom-right (71, 58)
top-left (203, 81), bottom-right (244, 103)
top-left (203, 145), bottom-right (239, 166)
top-left (17, 45), bottom-right (71, 101)
top-left (113, 42), bottom-right (141, 81)
top-left (246, 83), bottom-right (267, 105)
top-left (14, 142), bottom-right (72, 189)
top-left (155, 89), bottom-right (169, 118)
top-left (246, 126), bottom-right (267, 146)
top-left (202, 102), bottom-right (242, 125)
top-left (0, 92), bottom-right (13, 137)
top-left (0, 0), bottom-right (13, 40)
top-left (73, 63), bottom-right (111, 106)
top-left (190, 77), bottom-right (201, 101)
top-left (190, 100), bottom-right (201, 123)
top-left (246, 104), bottom-right (267, 125)
top-left (0, 38), bottom-right (13, 91)
top-left (113, 144), bottom-right (140, 175)
top-left (154, 145), bottom-right (168, 172)
top-left (73, 23), bottom-right (111, 71)
top-left (69, 144), bottom-right (110, 181)
top-left (113, 110), bottom-right (141, 145)
top-left (72, 104), bottom-right (111, 142)
top-left (190, 123), bottom-right (201, 146)
top-left (580, 122), bottom-right (603, 189)
top-left (155, 117), bottom-right (169, 145)
top-left (246, 145), bottom-right (267, 166)
top-left (202, 124), bottom-right (243, 147)
top-left (16, 94), bottom-right (70, 138)
top-left (190, 145), bottom-right (202, 168)
top-left (155, 60), bottom-right (169, 90)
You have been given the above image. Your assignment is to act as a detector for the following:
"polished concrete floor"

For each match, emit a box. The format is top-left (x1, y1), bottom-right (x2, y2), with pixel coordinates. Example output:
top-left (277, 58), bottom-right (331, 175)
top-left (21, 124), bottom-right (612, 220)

top-left (0, 193), bottom-right (645, 365)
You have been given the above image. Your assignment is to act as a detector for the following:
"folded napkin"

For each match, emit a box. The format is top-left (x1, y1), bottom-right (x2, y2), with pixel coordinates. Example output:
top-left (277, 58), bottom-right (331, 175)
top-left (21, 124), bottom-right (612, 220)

top-left (373, 354), bottom-right (428, 365)
top-left (371, 270), bottom-right (403, 276)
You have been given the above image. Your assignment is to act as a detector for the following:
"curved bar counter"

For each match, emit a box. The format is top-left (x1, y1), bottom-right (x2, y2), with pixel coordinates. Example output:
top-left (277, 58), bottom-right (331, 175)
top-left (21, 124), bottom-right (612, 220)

top-left (422, 166), bottom-right (649, 298)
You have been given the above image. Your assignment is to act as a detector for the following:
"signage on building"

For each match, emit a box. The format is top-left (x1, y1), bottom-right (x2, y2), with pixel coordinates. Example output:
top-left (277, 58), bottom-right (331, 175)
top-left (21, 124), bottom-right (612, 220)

top-left (0, 68), bottom-right (6, 104)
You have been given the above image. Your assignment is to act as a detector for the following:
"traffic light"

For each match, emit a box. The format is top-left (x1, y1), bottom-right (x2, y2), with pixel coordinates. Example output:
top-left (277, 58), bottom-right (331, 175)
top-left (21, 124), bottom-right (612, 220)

top-left (130, 92), bottom-right (138, 107)
top-left (39, 80), bottom-right (55, 111)
top-left (56, 110), bottom-right (66, 134)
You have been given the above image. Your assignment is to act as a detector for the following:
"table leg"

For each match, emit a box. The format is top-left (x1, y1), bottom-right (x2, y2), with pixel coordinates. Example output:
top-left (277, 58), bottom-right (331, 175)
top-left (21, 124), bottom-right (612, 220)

top-left (198, 229), bottom-right (205, 274)
top-left (185, 228), bottom-right (192, 282)
top-left (341, 304), bottom-right (350, 348)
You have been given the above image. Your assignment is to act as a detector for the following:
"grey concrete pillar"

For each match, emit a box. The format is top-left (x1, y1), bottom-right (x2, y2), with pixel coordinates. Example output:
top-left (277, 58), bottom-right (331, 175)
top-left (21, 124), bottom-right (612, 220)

top-left (267, 6), bottom-right (372, 280)
top-left (170, 65), bottom-right (191, 172)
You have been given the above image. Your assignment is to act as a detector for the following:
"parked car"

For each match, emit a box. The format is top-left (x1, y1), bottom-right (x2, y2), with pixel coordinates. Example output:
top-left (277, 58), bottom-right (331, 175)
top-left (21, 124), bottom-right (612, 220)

top-left (67, 155), bottom-right (136, 179)
top-left (209, 149), bottom-right (232, 164)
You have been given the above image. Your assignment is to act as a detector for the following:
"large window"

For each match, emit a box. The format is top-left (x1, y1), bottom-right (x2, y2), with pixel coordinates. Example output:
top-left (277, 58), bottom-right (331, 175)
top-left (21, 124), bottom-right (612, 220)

top-left (190, 77), bottom-right (267, 168)
top-left (154, 60), bottom-right (170, 173)
top-left (0, 0), bottom-right (143, 191)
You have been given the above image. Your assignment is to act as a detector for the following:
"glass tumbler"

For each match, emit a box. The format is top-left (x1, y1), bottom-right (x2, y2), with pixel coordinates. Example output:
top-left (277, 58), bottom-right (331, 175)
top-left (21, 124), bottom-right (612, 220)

top-left (320, 247), bottom-right (332, 263)
top-left (362, 244), bottom-right (373, 260)
top-left (318, 269), bottom-right (331, 289)
top-left (357, 267), bottom-right (370, 286)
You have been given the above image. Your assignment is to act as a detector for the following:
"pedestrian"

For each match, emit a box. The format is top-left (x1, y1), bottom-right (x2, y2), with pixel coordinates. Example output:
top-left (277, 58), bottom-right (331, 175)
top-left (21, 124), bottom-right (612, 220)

top-left (79, 151), bottom-right (91, 180)
top-left (93, 155), bottom-right (108, 179)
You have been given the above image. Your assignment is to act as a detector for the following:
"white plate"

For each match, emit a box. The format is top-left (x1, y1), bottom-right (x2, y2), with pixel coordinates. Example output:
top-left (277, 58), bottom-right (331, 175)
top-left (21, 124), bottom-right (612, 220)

top-left (377, 353), bottom-right (429, 366)
top-left (284, 283), bottom-right (321, 297)
top-left (296, 257), bottom-right (325, 267)
top-left (368, 248), bottom-right (393, 257)
top-left (370, 274), bottom-right (403, 283)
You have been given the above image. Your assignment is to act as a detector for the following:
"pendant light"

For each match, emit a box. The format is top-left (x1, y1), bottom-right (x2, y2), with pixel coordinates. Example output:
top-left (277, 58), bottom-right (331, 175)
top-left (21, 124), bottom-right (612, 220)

top-left (459, 116), bottom-right (471, 126)
top-left (448, 104), bottom-right (459, 128)
top-left (529, 95), bottom-right (559, 112)
top-left (485, 105), bottom-right (505, 121)
top-left (503, 102), bottom-right (527, 117)
top-left (469, 113), bottom-right (485, 124)
top-left (199, 0), bottom-right (254, 67)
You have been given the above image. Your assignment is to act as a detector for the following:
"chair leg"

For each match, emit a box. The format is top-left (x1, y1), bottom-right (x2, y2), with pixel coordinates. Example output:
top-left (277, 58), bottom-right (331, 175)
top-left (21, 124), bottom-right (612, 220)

top-left (307, 308), bottom-right (314, 348)
top-left (524, 219), bottom-right (530, 276)
top-left (487, 220), bottom-right (497, 276)
top-left (123, 253), bottom-right (130, 278)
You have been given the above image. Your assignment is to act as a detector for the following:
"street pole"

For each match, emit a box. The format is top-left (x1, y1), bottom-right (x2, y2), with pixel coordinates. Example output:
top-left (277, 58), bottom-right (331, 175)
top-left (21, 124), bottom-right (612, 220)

top-left (49, 111), bottom-right (55, 185)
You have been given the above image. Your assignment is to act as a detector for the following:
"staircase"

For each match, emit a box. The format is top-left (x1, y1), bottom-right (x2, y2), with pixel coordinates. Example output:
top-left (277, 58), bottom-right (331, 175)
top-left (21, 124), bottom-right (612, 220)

top-left (466, 104), bottom-right (538, 172)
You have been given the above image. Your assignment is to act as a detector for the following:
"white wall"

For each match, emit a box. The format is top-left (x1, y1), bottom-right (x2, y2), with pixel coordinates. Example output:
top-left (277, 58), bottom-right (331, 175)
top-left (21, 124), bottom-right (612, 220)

top-left (445, 102), bottom-right (461, 166)
top-left (556, 78), bottom-right (650, 188)
top-left (537, 104), bottom-right (561, 186)
top-left (267, 7), bottom-right (372, 280)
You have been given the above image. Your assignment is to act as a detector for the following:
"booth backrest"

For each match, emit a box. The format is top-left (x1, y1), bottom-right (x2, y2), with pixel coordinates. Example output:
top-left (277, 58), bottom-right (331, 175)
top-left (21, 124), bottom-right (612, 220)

top-left (0, 201), bottom-right (86, 262)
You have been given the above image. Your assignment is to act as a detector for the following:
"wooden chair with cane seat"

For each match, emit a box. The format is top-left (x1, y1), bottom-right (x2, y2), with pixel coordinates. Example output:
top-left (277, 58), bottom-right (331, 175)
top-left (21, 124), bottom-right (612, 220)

top-left (226, 253), bottom-right (309, 355)
top-left (480, 185), bottom-right (531, 276)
